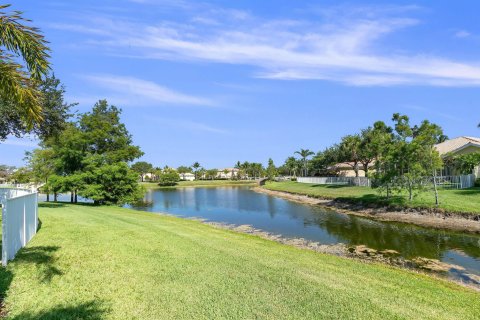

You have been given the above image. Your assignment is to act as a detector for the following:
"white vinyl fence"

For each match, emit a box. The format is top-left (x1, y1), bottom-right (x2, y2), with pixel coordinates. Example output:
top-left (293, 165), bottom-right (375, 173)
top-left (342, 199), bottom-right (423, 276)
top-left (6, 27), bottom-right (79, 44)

top-left (433, 174), bottom-right (476, 189)
top-left (297, 176), bottom-right (371, 187)
top-left (297, 174), bottom-right (476, 189)
top-left (0, 188), bottom-right (38, 266)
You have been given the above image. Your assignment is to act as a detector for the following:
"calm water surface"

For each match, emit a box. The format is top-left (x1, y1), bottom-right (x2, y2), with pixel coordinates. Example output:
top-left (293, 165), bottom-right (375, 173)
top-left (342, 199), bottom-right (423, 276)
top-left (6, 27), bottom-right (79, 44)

top-left (128, 187), bottom-right (480, 282)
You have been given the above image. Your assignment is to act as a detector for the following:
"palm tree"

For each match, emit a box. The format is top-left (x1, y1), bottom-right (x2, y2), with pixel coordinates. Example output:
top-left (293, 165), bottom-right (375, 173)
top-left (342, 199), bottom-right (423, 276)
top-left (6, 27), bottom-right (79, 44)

top-left (284, 156), bottom-right (299, 177)
top-left (294, 149), bottom-right (314, 177)
top-left (192, 162), bottom-right (201, 180)
top-left (0, 4), bottom-right (50, 126)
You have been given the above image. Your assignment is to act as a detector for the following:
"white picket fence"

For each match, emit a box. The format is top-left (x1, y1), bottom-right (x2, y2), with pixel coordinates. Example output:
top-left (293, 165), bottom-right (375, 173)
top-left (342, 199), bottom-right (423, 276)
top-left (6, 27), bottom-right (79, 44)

top-left (297, 176), bottom-right (371, 187)
top-left (0, 187), bottom-right (38, 266)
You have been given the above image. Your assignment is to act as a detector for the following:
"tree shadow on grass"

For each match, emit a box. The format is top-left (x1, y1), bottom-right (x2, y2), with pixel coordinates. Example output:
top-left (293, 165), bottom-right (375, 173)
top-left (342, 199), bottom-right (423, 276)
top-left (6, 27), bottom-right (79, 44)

top-left (447, 188), bottom-right (480, 195)
top-left (336, 193), bottom-right (408, 207)
top-left (10, 300), bottom-right (107, 320)
top-left (0, 246), bottom-right (66, 316)
top-left (0, 267), bottom-right (13, 317)
top-left (39, 201), bottom-right (98, 208)
top-left (14, 246), bottom-right (63, 282)
top-left (310, 184), bottom-right (359, 189)
top-left (38, 202), bottom-right (67, 209)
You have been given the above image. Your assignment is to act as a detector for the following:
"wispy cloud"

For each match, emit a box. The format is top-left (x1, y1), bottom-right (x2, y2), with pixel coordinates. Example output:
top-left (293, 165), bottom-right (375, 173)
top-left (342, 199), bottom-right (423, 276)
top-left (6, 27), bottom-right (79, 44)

top-left (403, 105), bottom-right (461, 122)
top-left (53, 3), bottom-right (480, 87)
top-left (81, 74), bottom-right (214, 106)
top-left (148, 116), bottom-right (228, 134)
top-left (454, 30), bottom-right (471, 38)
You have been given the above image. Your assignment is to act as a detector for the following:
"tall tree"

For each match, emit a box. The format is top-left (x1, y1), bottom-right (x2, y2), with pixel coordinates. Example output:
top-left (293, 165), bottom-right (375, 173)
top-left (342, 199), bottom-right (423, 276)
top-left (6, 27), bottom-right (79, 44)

top-left (192, 162), bottom-right (201, 180)
top-left (34, 100), bottom-right (144, 205)
top-left (358, 121), bottom-right (393, 177)
top-left (26, 147), bottom-right (55, 201)
top-left (177, 166), bottom-right (192, 174)
top-left (294, 149), bottom-right (314, 177)
top-left (283, 156), bottom-right (300, 177)
top-left (266, 158), bottom-right (277, 180)
top-left (131, 161), bottom-right (153, 182)
top-left (309, 146), bottom-right (340, 176)
top-left (79, 100), bottom-right (143, 164)
top-left (338, 135), bottom-right (362, 177)
top-left (0, 4), bottom-right (50, 126)
top-left (413, 120), bottom-right (444, 205)
top-left (206, 169), bottom-right (218, 180)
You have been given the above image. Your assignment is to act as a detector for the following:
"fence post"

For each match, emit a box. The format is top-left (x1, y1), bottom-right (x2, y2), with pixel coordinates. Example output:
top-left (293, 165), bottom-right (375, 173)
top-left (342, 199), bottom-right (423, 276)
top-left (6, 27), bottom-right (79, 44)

top-left (2, 200), bottom-right (7, 266)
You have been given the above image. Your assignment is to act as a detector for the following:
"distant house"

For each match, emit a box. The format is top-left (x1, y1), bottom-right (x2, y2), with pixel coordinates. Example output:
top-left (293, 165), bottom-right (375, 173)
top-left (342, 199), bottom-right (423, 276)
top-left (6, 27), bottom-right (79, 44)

top-left (217, 168), bottom-right (239, 179)
top-left (327, 136), bottom-right (480, 178)
top-left (143, 172), bottom-right (157, 181)
top-left (330, 162), bottom-right (375, 177)
top-left (179, 172), bottom-right (195, 181)
top-left (435, 136), bottom-right (480, 176)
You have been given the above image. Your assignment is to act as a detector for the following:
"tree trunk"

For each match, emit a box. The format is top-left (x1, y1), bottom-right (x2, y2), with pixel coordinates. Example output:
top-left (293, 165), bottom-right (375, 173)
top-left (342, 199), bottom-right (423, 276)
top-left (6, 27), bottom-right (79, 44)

top-left (408, 180), bottom-right (413, 202)
top-left (54, 192), bottom-right (58, 202)
top-left (431, 156), bottom-right (439, 206)
top-left (70, 191), bottom-right (74, 203)
top-left (74, 190), bottom-right (78, 204)
top-left (45, 178), bottom-right (49, 202)
top-left (432, 172), bottom-right (439, 206)
top-left (363, 163), bottom-right (369, 178)
top-left (354, 162), bottom-right (359, 177)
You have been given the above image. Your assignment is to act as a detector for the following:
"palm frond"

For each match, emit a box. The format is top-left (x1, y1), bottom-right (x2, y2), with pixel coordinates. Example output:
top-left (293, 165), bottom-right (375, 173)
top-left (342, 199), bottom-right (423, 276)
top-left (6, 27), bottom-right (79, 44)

top-left (0, 4), bottom-right (50, 126)
top-left (0, 4), bottom-right (50, 79)
top-left (0, 55), bottom-right (42, 126)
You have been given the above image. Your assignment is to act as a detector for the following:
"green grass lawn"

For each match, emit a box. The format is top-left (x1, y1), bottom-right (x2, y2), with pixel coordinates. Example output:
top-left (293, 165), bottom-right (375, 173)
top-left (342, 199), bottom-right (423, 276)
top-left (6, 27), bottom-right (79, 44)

top-left (142, 179), bottom-right (256, 189)
top-left (1, 204), bottom-right (479, 319)
top-left (265, 181), bottom-right (480, 214)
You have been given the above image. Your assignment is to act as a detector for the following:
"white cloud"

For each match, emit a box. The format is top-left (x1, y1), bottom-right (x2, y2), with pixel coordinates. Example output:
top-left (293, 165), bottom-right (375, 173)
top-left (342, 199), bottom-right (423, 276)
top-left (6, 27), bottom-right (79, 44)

top-left (58, 3), bottom-right (480, 87)
top-left (403, 105), bottom-right (461, 121)
top-left (148, 116), bottom-right (228, 134)
top-left (81, 74), bottom-right (214, 106)
top-left (454, 30), bottom-right (471, 38)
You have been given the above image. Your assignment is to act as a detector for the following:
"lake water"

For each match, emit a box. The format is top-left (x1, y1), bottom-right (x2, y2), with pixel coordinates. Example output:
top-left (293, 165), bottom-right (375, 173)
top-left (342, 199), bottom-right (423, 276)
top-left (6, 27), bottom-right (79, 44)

top-left (127, 186), bottom-right (480, 284)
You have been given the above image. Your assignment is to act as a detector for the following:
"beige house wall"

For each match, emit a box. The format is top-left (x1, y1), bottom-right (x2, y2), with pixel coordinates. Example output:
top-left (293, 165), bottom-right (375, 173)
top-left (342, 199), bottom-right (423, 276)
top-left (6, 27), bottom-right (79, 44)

top-left (337, 169), bottom-right (367, 177)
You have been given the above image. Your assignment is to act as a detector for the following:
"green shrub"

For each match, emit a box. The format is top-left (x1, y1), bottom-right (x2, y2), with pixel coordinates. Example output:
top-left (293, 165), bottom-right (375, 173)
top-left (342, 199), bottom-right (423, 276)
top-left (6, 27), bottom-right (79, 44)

top-left (158, 168), bottom-right (180, 186)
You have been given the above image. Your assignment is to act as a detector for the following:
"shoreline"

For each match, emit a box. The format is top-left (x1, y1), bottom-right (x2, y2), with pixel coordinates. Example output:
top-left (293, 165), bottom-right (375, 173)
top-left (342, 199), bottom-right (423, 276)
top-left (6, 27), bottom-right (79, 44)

top-left (253, 187), bottom-right (480, 234)
top-left (188, 216), bottom-right (480, 291)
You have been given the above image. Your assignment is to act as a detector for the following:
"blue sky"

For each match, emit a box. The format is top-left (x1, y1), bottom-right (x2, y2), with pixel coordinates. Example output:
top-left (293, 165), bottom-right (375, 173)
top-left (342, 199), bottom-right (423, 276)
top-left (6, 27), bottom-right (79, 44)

top-left (2, 0), bottom-right (480, 168)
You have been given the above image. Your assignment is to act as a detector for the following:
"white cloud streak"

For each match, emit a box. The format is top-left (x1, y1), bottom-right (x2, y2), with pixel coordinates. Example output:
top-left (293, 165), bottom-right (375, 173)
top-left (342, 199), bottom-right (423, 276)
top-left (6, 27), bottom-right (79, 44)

top-left (455, 30), bottom-right (471, 38)
top-left (53, 3), bottom-right (480, 87)
top-left (81, 74), bottom-right (214, 106)
top-left (148, 116), bottom-right (228, 134)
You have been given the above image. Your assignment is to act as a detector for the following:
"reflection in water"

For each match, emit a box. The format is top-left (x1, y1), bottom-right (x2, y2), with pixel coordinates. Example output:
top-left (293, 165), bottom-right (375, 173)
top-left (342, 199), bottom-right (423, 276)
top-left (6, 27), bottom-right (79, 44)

top-left (126, 187), bottom-right (480, 279)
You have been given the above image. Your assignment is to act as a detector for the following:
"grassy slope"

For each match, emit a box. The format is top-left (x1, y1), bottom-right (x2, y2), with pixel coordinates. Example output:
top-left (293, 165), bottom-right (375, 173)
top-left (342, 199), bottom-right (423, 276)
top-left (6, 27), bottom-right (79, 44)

top-left (265, 181), bottom-right (480, 214)
top-left (142, 180), bottom-right (256, 189)
top-left (1, 204), bottom-right (479, 319)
